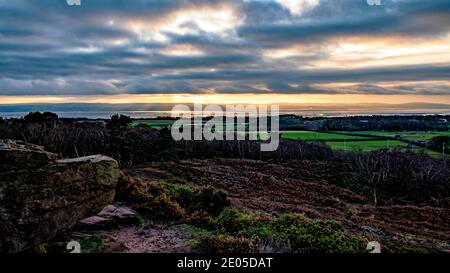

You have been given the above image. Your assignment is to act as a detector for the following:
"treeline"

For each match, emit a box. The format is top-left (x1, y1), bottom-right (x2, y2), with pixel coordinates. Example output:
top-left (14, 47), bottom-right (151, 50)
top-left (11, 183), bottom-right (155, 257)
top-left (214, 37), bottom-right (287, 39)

top-left (299, 115), bottom-right (448, 131)
top-left (0, 113), bottom-right (161, 167)
top-left (176, 139), bottom-right (333, 161)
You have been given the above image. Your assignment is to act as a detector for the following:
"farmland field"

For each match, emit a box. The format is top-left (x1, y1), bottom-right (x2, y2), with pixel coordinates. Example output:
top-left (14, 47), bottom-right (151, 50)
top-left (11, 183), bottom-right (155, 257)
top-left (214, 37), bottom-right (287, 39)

top-left (281, 130), bottom-right (448, 157)
top-left (130, 120), bottom-right (249, 131)
top-left (345, 130), bottom-right (450, 141)
top-left (325, 140), bottom-right (409, 152)
top-left (280, 131), bottom-right (405, 152)
top-left (213, 123), bottom-right (248, 132)
top-left (281, 131), bottom-right (369, 141)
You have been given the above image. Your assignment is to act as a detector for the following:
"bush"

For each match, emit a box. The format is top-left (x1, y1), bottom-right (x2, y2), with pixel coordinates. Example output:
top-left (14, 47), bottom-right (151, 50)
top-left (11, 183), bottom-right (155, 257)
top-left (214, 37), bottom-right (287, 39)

top-left (24, 112), bottom-right (59, 124)
top-left (210, 207), bottom-right (260, 233)
top-left (115, 174), bottom-right (229, 222)
top-left (428, 136), bottom-right (450, 153)
top-left (78, 236), bottom-right (106, 253)
top-left (203, 208), bottom-right (367, 253)
top-left (165, 182), bottom-right (194, 196)
top-left (245, 214), bottom-right (366, 253)
top-left (115, 175), bottom-right (187, 220)
top-left (383, 242), bottom-right (433, 253)
top-left (108, 114), bottom-right (132, 127)
top-left (196, 235), bottom-right (260, 253)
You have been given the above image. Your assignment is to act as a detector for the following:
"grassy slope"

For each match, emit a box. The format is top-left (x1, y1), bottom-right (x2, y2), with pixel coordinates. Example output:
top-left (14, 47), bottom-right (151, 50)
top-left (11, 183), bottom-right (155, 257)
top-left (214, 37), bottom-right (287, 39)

top-left (325, 140), bottom-right (408, 152)
top-left (347, 131), bottom-right (450, 141)
top-left (281, 130), bottom-right (448, 157)
top-left (281, 131), bottom-right (369, 141)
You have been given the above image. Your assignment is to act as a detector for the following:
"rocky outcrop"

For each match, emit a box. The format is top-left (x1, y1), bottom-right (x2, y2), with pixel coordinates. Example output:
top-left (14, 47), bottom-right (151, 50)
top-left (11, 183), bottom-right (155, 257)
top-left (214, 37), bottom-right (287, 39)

top-left (0, 140), bottom-right (120, 253)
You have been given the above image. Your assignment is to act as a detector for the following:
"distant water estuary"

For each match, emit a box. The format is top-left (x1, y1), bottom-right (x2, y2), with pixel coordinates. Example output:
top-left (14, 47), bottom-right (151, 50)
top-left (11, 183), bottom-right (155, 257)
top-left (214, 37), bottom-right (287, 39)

top-left (0, 102), bottom-right (449, 119)
top-left (1, 110), bottom-right (449, 119)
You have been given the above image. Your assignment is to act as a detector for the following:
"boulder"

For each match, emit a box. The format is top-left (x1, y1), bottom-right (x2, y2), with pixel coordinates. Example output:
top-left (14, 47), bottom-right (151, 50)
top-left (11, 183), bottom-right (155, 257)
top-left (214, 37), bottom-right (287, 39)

top-left (0, 139), bottom-right (57, 170)
top-left (97, 204), bottom-right (139, 225)
top-left (77, 216), bottom-right (114, 230)
top-left (76, 204), bottom-right (139, 231)
top-left (0, 140), bottom-right (120, 253)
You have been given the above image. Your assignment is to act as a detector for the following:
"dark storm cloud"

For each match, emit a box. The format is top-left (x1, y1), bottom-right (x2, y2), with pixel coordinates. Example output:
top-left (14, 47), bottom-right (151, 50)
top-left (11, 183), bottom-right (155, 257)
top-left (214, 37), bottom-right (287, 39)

top-left (0, 0), bottom-right (449, 96)
top-left (156, 65), bottom-right (450, 83)
top-left (238, 0), bottom-right (450, 47)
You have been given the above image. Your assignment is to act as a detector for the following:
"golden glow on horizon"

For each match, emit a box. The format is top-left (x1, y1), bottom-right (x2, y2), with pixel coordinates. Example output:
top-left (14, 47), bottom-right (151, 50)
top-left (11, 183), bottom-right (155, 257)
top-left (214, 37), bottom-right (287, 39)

top-left (1, 93), bottom-right (449, 105)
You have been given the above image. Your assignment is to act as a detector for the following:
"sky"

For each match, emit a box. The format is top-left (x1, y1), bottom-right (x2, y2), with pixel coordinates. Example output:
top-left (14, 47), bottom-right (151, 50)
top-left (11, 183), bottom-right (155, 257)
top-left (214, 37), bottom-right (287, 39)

top-left (0, 0), bottom-right (450, 106)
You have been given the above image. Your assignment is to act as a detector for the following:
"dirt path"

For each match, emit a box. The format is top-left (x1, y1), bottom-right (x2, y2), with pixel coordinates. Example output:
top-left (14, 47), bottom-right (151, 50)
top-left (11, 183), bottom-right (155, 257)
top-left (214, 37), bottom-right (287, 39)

top-left (95, 225), bottom-right (193, 253)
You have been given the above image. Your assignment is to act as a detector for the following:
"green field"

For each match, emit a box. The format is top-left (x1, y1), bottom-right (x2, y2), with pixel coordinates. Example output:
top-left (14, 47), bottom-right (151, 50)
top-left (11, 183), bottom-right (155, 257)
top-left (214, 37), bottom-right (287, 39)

top-left (129, 123), bottom-right (447, 156)
top-left (327, 140), bottom-right (446, 157)
top-left (281, 130), bottom-right (448, 157)
top-left (281, 131), bottom-right (369, 141)
top-left (280, 131), bottom-right (404, 152)
top-left (131, 120), bottom-right (253, 133)
top-left (325, 140), bottom-right (409, 152)
top-left (345, 131), bottom-right (450, 141)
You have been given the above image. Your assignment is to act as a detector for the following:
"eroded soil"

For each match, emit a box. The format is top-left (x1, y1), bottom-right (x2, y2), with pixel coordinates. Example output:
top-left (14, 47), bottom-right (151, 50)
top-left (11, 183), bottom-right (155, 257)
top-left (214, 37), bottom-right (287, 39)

top-left (96, 225), bottom-right (193, 253)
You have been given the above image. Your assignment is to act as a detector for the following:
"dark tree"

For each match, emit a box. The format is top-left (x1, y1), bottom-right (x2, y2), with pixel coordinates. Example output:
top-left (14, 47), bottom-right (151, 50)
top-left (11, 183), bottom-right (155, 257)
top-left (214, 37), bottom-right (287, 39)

top-left (109, 114), bottom-right (132, 127)
top-left (428, 136), bottom-right (450, 153)
top-left (23, 112), bottom-right (59, 124)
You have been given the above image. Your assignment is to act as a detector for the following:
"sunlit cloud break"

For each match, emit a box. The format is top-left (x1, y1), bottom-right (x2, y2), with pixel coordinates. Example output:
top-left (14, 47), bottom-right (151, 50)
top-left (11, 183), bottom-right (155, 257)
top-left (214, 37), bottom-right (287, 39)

top-left (0, 0), bottom-right (449, 105)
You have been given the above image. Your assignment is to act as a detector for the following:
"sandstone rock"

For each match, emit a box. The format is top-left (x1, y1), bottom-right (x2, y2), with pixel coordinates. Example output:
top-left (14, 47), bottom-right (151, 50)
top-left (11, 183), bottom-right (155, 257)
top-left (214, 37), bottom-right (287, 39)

top-left (0, 140), bottom-right (120, 253)
top-left (0, 139), bottom-right (57, 170)
top-left (77, 204), bottom-right (139, 231)
top-left (77, 216), bottom-right (114, 230)
top-left (98, 204), bottom-right (139, 225)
